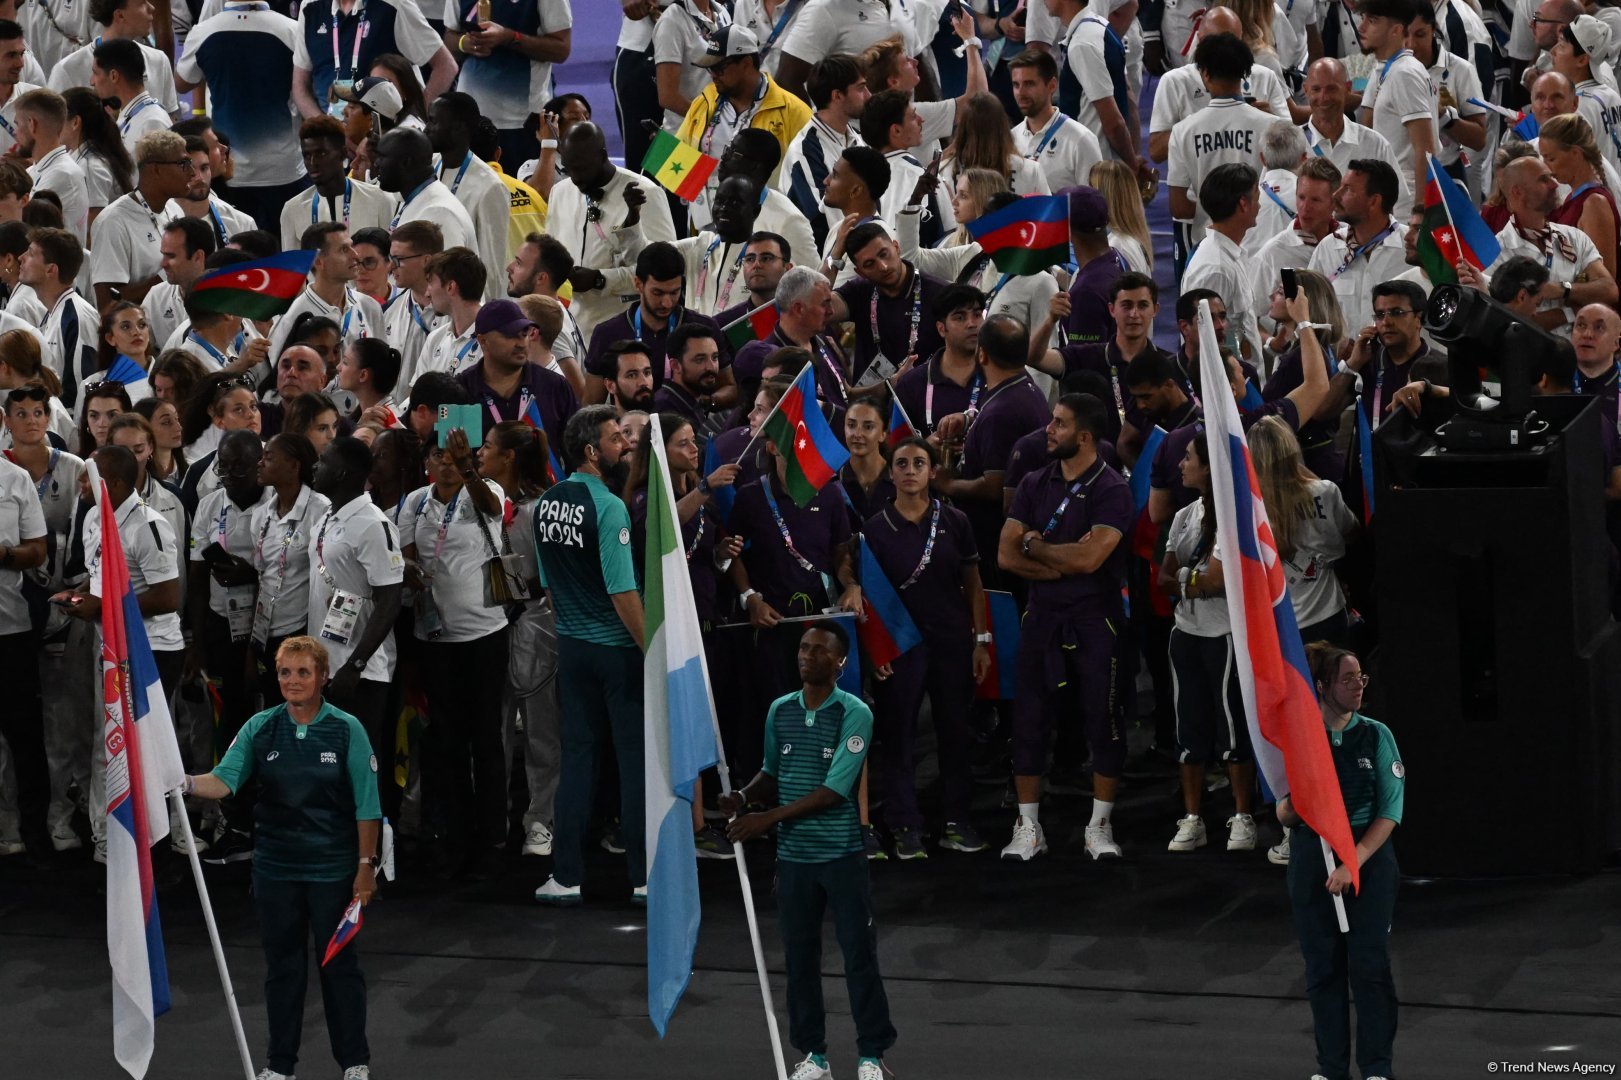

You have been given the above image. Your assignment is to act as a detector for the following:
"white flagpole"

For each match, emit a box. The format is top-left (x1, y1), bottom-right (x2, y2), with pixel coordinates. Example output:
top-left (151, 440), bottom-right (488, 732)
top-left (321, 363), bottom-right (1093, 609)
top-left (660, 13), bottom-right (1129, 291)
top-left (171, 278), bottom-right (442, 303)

top-left (1321, 836), bottom-right (1350, 934)
top-left (170, 791), bottom-right (256, 1080)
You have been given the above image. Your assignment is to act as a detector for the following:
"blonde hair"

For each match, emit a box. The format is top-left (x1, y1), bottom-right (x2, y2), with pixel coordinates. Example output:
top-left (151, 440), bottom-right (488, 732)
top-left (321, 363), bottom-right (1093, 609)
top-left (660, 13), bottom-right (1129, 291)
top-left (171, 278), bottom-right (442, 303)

top-left (1295, 268), bottom-right (1346, 346)
top-left (947, 168), bottom-right (1010, 246)
top-left (1228, 0), bottom-right (1275, 52)
top-left (944, 93), bottom-right (1017, 178)
top-left (1539, 112), bottom-right (1605, 176)
top-left (517, 293), bottom-right (565, 349)
top-left (135, 129), bottom-right (185, 167)
top-left (1247, 416), bottom-right (1317, 561)
top-left (1089, 160), bottom-right (1154, 269)
top-left (274, 635), bottom-right (331, 679)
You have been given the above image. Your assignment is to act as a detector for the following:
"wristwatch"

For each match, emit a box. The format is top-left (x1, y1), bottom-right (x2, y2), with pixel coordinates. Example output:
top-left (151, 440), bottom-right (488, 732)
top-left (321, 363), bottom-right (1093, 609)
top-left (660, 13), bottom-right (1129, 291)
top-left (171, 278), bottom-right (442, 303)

top-left (360, 855), bottom-right (380, 870)
top-left (1021, 534), bottom-right (1035, 557)
top-left (975, 633), bottom-right (993, 645)
top-left (1563, 281), bottom-right (1573, 305)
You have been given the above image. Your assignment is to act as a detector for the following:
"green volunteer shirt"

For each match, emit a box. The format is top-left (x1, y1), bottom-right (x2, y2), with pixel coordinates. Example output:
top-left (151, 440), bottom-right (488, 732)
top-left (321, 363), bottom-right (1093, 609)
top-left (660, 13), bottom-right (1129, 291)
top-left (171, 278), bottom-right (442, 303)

top-left (1326, 712), bottom-right (1405, 829)
top-left (534, 470), bottom-right (638, 647)
top-left (762, 687), bottom-right (873, 864)
top-left (212, 700), bottom-right (382, 882)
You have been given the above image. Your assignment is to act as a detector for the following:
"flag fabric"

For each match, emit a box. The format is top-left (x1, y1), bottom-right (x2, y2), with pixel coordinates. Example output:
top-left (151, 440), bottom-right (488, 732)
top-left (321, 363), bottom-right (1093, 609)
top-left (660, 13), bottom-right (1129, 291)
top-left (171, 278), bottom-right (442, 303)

top-left (99, 479), bottom-right (186, 1079)
top-left (885, 396), bottom-right (917, 447)
top-left (1356, 406), bottom-right (1376, 525)
top-left (642, 129), bottom-right (719, 202)
top-left (972, 590), bottom-right (1022, 700)
top-left (965, 194), bottom-right (1069, 275)
top-left (1416, 154), bottom-right (1500, 285)
top-left (1513, 111), bottom-right (1538, 140)
top-left (759, 365), bottom-right (849, 507)
top-left (321, 898), bottom-right (365, 967)
top-left (643, 415), bottom-right (722, 1036)
top-left (102, 354), bottom-right (153, 402)
top-left (855, 536), bottom-right (922, 668)
top-left (187, 250), bottom-right (317, 320)
top-left (721, 301), bottom-right (779, 351)
top-left (518, 395), bottom-right (565, 483)
top-left (700, 437), bottom-right (737, 525)
top-left (831, 611), bottom-right (863, 695)
top-left (1194, 302), bottom-right (1360, 895)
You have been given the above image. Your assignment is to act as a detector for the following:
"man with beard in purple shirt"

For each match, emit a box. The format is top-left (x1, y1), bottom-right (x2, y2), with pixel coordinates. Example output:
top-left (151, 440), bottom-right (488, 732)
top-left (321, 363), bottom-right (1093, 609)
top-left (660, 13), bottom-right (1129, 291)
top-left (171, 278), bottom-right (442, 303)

top-left (652, 323), bottom-right (728, 438)
top-left (599, 341), bottom-right (658, 417)
top-left (582, 242), bottom-right (724, 405)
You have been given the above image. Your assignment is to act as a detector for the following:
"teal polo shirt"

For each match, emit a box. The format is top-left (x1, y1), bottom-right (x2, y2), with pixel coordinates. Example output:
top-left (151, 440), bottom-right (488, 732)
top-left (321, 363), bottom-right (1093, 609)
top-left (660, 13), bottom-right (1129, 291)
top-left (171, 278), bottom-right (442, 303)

top-left (1327, 713), bottom-right (1405, 829)
top-left (762, 687), bottom-right (873, 864)
top-left (534, 471), bottom-right (638, 647)
top-left (212, 701), bottom-right (382, 882)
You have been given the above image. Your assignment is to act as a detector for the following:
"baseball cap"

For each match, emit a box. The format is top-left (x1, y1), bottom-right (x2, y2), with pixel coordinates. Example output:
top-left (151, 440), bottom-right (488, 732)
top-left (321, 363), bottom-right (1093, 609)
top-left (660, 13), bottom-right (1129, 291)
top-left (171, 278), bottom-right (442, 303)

top-left (1060, 185), bottom-right (1110, 231)
top-left (474, 299), bottom-right (535, 338)
top-left (1567, 15), bottom-right (1611, 59)
top-left (333, 76), bottom-right (403, 121)
top-left (696, 25), bottom-right (761, 68)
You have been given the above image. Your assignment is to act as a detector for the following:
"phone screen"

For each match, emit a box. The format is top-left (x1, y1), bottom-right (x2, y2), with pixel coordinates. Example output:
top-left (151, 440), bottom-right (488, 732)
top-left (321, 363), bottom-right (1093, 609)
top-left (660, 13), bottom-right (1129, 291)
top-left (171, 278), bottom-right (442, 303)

top-left (1282, 268), bottom-right (1299, 302)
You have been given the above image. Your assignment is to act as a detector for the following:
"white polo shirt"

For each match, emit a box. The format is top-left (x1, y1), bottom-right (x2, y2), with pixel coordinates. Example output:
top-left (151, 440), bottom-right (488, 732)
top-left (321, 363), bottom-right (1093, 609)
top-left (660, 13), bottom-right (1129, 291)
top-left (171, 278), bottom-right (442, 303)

top-left (163, 195), bottom-right (258, 248)
top-left (782, 115), bottom-right (863, 251)
top-left (437, 152), bottom-right (508, 300)
top-left (306, 495), bottom-right (405, 681)
top-left (143, 282), bottom-right (187, 356)
top-left (267, 284), bottom-right (384, 366)
top-left (50, 42), bottom-right (179, 117)
top-left (114, 93), bottom-right (172, 157)
top-left (414, 318), bottom-right (482, 387)
top-left (249, 483), bottom-right (331, 638)
top-left (89, 191), bottom-right (166, 288)
top-left (84, 491), bottom-right (184, 652)
top-left (1429, 50), bottom-right (1486, 170)
top-left (0, 456), bottom-right (47, 635)
top-left (381, 290), bottom-right (443, 394)
top-left (1254, 226), bottom-right (1327, 305)
top-left (1064, 12), bottom-right (1126, 160)
top-left (779, 0), bottom-right (921, 66)
top-left (1167, 96), bottom-right (1276, 235)
top-left (26, 145), bottom-right (88, 242)
top-left (1307, 218), bottom-right (1410, 334)
top-left (404, 479), bottom-right (508, 643)
top-left (1149, 63), bottom-right (1291, 138)
top-left (1363, 49), bottom-right (1435, 217)
top-left (1489, 218), bottom-right (1604, 339)
top-left (190, 485), bottom-right (272, 619)
top-left (390, 178), bottom-right (477, 255)
top-left (1182, 227), bottom-right (1264, 363)
top-left (1301, 117), bottom-right (1403, 187)
top-left (73, 145), bottom-right (122, 211)
top-left (1011, 110), bottom-right (1102, 194)
top-left (1246, 168), bottom-right (1300, 258)
top-left (279, 178), bottom-right (399, 254)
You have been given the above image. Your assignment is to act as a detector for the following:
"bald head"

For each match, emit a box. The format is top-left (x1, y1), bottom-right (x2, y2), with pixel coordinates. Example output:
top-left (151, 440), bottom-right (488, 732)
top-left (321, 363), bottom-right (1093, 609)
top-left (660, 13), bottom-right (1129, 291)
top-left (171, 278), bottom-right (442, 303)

top-left (1305, 57), bottom-right (1350, 119)
top-left (1572, 303), bottom-right (1621, 369)
top-left (1501, 155), bottom-right (1561, 217)
top-left (1201, 6), bottom-right (1242, 37)
top-left (1531, 70), bottom-right (1576, 121)
top-left (374, 127), bottom-right (433, 193)
top-left (1534, 0), bottom-right (1583, 50)
top-left (560, 121), bottom-right (613, 191)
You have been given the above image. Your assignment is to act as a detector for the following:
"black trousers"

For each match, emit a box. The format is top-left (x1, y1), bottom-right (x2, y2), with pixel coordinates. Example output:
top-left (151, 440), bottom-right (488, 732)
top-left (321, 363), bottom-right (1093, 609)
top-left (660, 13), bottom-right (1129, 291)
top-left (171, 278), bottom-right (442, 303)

top-left (0, 628), bottom-right (47, 846)
top-left (327, 677), bottom-right (396, 826)
top-left (1289, 829), bottom-right (1400, 1080)
top-left (254, 874), bottom-right (368, 1075)
top-left (420, 628), bottom-right (511, 851)
top-left (206, 611), bottom-right (259, 834)
top-left (552, 636), bottom-right (646, 887)
top-left (777, 853), bottom-right (897, 1060)
top-left (229, 178), bottom-right (313, 234)
top-left (612, 45), bottom-right (659, 177)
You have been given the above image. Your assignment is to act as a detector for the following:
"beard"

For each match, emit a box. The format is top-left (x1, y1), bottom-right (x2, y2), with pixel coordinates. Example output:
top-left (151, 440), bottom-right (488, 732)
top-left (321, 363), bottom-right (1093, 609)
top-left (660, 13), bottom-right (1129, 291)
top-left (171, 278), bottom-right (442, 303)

top-left (600, 456), bottom-right (630, 489)
top-left (625, 387), bottom-right (656, 411)
top-left (1049, 439), bottom-right (1079, 460)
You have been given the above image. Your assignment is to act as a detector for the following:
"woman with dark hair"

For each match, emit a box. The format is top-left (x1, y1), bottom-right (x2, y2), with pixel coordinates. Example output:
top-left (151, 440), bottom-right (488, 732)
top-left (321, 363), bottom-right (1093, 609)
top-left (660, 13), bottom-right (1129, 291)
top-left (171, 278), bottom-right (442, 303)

top-left (367, 54), bottom-right (429, 127)
top-left (62, 86), bottom-right (135, 229)
top-left (76, 380), bottom-right (132, 455)
top-left (840, 398), bottom-right (895, 529)
top-left (367, 426), bottom-right (423, 528)
top-left (0, 329), bottom-right (73, 447)
top-left (863, 435), bottom-right (991, 859)
top-left (149, 349), bottom-right (211, 409)
top-left (477, 420), bottom-right (560, 856)
top-left (249, 433), bottom-right (330, 706)
top-left (1159, 431), bottom-right (1257, 856)
top-left (1284, 642), bottom-right (1404, 1080)
top-left (132, 397), bottom-right (187, 483)
top-left (97, 302), bottom-right (156, 386)
top-left (284, 391), bottom-right (342, 457)
top-left (182, 371), bottom-right (261, 464)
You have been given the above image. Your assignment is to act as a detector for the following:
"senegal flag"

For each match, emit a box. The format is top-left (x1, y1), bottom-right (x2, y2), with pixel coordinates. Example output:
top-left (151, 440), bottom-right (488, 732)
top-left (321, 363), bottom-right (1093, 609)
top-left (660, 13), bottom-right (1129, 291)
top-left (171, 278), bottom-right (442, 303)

top-left (1416, 154), bottom-right (1500, 286)
top-left (642, 130), bottom-right (718, 203)
top-left (760, 365), bottom-right (849, 507)
top-left (965, 193), bottom-right (1069, 275)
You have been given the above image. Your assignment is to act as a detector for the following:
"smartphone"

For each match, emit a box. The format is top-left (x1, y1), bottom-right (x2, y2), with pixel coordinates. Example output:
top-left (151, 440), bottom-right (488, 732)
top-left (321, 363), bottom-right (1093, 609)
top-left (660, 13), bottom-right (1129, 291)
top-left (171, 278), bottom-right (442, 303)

top-left (200, 542), bottom-right (233, 566)
top-left (1282, 267), bottom-right (1299, 302)
top-left (50, 595), bottom-right (81, 606)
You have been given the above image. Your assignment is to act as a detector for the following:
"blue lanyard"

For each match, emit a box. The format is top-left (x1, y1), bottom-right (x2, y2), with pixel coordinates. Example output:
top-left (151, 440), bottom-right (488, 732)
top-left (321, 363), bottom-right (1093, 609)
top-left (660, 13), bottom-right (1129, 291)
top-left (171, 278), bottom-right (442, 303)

top-left (119, 95), bottom-right (159, 136)
top-left (1027, 112), bottom-right (1064, 160)
top-left (760, 0), bottom-right (803, 52)
top-left (444, 152), bottom-right (473, 195)
top-left (1041, 463), bottom-right (1102, 538)
top-left (408, 296), bottom-right (430, 335)
top-left (1305, 123), bottom-right (1327, 157)
top-left (188, 331), bottom-right (230, 368)
top-left (207, 201), bottom-right (227, 246)
top-left (313, 178), bottom-right (353, 224)
top-left (390, 178), bottom-right (434, 228)
top-left (1331, 222), bottom-right (1397, 280)
top-left (453, 334), bottom-right (478, 370)
top-left (1262, 182), bottom-right (1296, 219)
top-left (1377, 49), bottom-right (1408, 88)
top-left (632, 305), bottom-right (678, 339)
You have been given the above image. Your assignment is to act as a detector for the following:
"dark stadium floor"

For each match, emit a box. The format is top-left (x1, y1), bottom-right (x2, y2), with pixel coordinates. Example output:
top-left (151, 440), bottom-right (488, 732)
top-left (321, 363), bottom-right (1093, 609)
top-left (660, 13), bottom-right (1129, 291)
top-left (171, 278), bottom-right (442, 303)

top-left (4, 746), bottom-right (1620, 1080)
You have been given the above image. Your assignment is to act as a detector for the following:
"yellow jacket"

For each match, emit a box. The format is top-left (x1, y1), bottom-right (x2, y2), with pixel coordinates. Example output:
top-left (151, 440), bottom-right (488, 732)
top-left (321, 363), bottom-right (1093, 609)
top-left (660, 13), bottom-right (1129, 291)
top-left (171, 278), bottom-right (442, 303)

top-left (676, 74), bottom-right (812, 166)
top-left (489, 162), bottom-right (548, 264)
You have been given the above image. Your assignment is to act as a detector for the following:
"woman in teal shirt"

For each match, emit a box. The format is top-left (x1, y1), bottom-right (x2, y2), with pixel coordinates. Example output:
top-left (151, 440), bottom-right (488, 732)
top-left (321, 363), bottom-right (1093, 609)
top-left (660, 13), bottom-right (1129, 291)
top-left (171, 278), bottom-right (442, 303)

top-left (185, 636), bottom-right (381, 1080)
top-left (1278, 643), bottom-right (1404, 1080)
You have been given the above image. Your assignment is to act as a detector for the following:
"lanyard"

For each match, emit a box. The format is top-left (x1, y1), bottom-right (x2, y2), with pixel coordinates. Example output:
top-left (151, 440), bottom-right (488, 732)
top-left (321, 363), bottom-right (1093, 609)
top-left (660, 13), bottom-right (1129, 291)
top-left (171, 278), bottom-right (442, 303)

top-left (5, 447), bottom-right (61, 500)
top-left (1262, 182), bottom-right (1295, 219)
top-left (407, 295), bottom-right (431, 335)
top-left (486, 385), bottom-right (533, 426)
top-left (1377, 49), bottom-right (1408, 89)
top-left (685, 503), bottom-right (705, 561)
top-left (897, 499), bottom-right (940, 590)
top-left (131, 190), bottom-right (162, 237)
top-left (390, 178), bottom-right (433, 228)
top-left (633, 304), bottom-right (678, 340)
top-left (313, 178), bottom-right (353, 225)
top-left (1042, 463), bottom-right (1102, 538)
top-left (695, 238), bottom-right (744, 310)
top-left (701, 73), bottom-right (768, 155)
top-left (314, 509), bottom-right (338, 587)
top-left (418, 487), bottom-right (463, 571)
top-left (255, 502), bottom-right (302, 616)
top-left (1026, 112), bottom-right (1064, 160)
top-left (869, 268), bottom-right (923, 363)
top-left (119, 95), bottom-right (160, 136)
top-left (188, 331), bottom-right (230, 368)
top-left (811, 334), bottom-right (849, 399)
top-left (215, 502), bottom-right (232, 546)
top-left (1306, 123), bottom-right (1327, 157)
top-left (923, 362), bottom-right (983, 426)
top-left (0, 109), bottom-right (14, 143)
top-left (1330, 222), bottom-right (1396, 280)
top-left (761, 479), bottom-right (820, 575)
top-left (444, 151), bottom-right (473, 195)
top-left (207, 201), bottom-right (227, 247)
top-left (331, 0), bottom-right (367, 83)
top-left (759, 0), bottom-right (803, 54)
top-left (451, 332), bottom-right (478, 372)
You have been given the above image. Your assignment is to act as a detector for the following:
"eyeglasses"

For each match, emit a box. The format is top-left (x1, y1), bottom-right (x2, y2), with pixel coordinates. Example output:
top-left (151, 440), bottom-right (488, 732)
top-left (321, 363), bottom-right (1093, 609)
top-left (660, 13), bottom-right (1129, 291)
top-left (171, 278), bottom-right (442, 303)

top-left (1339, 673), bottom-right (1370, 687)
top-left (388, 253), bottom-right (428, 267)
top-left (1372, 308), bottom-right (1415, 321)
top-left (356, 256), bottom-right (384, 270)
top-left (1530, 13), bottom-right (1571, 26)
top-left (147, 158), bottom-right (196, 172)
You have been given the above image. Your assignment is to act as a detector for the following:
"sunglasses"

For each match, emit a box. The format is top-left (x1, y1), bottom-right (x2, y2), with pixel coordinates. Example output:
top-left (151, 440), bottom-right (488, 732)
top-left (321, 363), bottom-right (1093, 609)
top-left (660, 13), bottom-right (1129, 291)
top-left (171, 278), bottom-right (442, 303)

top-left (83, 379), bottom-right (127, 397)
top-left (5, 385), bottom-right (49, 405)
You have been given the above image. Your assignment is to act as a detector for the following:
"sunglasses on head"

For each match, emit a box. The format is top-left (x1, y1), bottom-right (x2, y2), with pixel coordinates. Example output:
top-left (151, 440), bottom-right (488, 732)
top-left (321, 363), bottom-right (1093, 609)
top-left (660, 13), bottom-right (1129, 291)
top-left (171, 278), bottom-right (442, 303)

top-left (5, 384), bottom-right (49, 406)
top-left (83, 379), bottom-right (127, 397)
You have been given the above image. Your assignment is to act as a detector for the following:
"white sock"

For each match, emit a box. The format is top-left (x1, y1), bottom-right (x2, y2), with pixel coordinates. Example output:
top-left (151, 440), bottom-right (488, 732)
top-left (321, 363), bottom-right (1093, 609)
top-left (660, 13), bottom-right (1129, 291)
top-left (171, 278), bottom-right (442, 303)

top-left (1018, 802), bottom-right (1040, 826)
top-left (1089, 800), bottom-right (1114, 828)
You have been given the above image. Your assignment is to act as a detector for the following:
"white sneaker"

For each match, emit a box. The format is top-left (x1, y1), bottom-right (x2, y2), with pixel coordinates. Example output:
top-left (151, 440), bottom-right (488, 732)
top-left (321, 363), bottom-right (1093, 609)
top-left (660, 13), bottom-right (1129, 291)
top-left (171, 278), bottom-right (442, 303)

top-left (93, 839), bottom-right (107, 864)
top-left (1167, 814), bottom-right (1207, 852)
top-left (1084, 823), bottom-right (1122, 859)
top-left (857, 1060), bottom-right (887, 1080)
top-left (998, 816), bottom-right (1047, 861)
top-left (788, 1056), bottom-right (832, 1080)
top-left (342, 1068), bottom-right (370, 1079)
top-left (0, 835), bottom-right (24, 856)
top-left (632, 885), bottom-right (647, 905)
top-left (1268, 831), bottom-right (1292, 865)
top-left (1226, 813), bottom-right (1257, 851)
top-left (254, 1070), bottom-right (294, 1080)
top-left (49, 826), bottom-right (82, 852)
top-left (521, 822), bottom-right (553, 856)
top-left (533, 876), bottom-right (582, 906)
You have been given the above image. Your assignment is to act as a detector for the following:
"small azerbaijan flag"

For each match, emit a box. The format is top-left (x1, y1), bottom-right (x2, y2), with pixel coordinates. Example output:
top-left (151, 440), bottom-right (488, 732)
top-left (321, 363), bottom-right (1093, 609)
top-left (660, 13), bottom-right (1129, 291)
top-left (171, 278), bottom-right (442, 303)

top-left (886, 395), bottom-right (916, 447)
top-left (721, 301), bottom-right (779, 351)
top-left (966, 193), bottom-right (1069, 276)
top-left (973, 590), bottom-right (1022, 700)
top-left (856, 535), bottom-right (922, 669)
top-left (1416, 153), bottom-right (1500, 286)
top-left (760, 365), bottom-right (849, 507)
top-left (642, 129), bottom-right (718, 203)
top-left (188, 250), bottom-right (317, 320)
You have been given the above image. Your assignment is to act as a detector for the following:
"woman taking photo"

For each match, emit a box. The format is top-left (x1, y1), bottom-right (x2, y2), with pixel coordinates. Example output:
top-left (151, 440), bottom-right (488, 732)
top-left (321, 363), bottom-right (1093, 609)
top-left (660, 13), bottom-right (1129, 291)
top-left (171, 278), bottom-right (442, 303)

top-left (865, 436), bottom-right (990, 858)
top-left (250, 434), bottom-right (330, 706)
top-left (1543, 113), bottom-right (1621, 279)
top-left (132, 397), bottom-right (187, 483)
top-left (77, 380), bottom-right (132, 456)
top-left (1281, 642), bottom-right (1404, 1080)
top-left (622, 412), bottom-right (743, 855)
top-left (402, 428), bottom-right (511, 879)
top-left (1261, 271), bottom-right (1346, 481)
top-left (840, 399), bottom-right (895, 529)
top-left (183, 636), bottom-right (379, 1080)
top-left (1159, 431), bottom-right (1258, 855)
top-left (63, 86), bottom-right (135, 229)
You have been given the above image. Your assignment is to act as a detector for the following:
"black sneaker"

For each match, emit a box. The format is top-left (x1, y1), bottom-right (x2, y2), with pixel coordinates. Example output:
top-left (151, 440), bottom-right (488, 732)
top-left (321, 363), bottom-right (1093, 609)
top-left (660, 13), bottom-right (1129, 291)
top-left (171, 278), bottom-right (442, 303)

top-left (601, 820), bottom-right (625, 854)
top-left (693, 825), bottom-right (735, 859)
top-left (892, 827), bottom-right (928, 860)
top-left (939, 821), bottom-right (988, 853)
top-left (201, 829), bottom-right (254, 865)
top-left (863, 823), bottom-right (888, 861)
